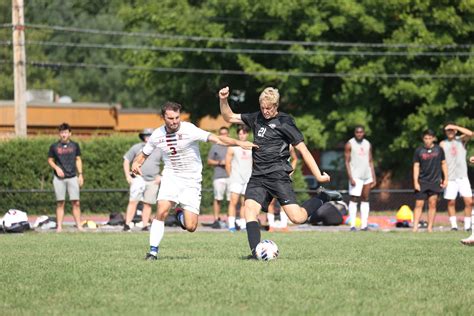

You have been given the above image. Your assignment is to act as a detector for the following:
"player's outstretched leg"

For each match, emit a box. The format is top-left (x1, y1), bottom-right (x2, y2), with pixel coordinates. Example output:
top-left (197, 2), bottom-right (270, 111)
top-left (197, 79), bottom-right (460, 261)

top-left (146, 200), bottom-right (173, 260)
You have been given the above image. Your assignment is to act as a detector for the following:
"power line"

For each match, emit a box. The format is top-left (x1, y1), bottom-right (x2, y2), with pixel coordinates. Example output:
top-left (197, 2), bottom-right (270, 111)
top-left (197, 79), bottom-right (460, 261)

top-left (0, 59), bottom-right (472, 79)
top-left (1, 39), bottom-right (472, 57)
top-left (24, 23), bottom-right (473, 49)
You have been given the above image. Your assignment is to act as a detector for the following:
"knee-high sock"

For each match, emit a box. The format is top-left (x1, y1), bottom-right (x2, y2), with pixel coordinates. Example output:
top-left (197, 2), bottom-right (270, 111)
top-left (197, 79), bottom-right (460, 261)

top-left (464, 216), bottom-right (471, 231)
top-left (246, 221), bottom-right (260, 257)
top-left (349, 201), bottom-right (357, 228)
top-left (267, 213), bottom-right (275, 227)
top-left (361, 202), bottom-right (370, 228)
top-left (149, 219), bottom-right (165, 255)
top-left (449, 216), bottom-right (458, 229)
top-left (302, 196), bottom-right (324, 222)
top-left (280, 211), bottom-right (288, 228)
top-left (228, 216), bottom-right (236, 229)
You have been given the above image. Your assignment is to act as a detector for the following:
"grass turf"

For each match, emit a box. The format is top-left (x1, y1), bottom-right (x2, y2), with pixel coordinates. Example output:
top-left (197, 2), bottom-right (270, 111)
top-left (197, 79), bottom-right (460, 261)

top-left (0, 230), bottom-right (473, 315)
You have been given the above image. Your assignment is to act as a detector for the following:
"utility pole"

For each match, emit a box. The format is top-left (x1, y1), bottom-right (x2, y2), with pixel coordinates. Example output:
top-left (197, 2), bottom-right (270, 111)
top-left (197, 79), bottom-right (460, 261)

top-left (12, 0), bottom-right (27, 137)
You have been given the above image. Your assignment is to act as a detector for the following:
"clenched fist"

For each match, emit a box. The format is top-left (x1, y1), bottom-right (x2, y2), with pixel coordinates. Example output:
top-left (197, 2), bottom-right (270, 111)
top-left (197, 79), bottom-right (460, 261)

top-left (219, 86), bottom-right (229, 100)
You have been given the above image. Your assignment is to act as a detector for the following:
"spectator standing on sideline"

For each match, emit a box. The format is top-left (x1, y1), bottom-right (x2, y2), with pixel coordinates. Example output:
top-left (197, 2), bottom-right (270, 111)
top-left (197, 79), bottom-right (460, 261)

top-left (123, 128), bottom-right (162, 231)
top-left (440, 123), bottom-right (472, 231)
top-left (225, 125), bottom-right (253, 232)
top-left (461, 155), bottom-right (474, 245)
top-left (412, 129), bottom-right (448, 233)
top-left (344, 126), bottom-right (376, 231)
top-left (47, 123), bottom-right (84, 232)
top-left (207, 126), bottom-right (231, 228)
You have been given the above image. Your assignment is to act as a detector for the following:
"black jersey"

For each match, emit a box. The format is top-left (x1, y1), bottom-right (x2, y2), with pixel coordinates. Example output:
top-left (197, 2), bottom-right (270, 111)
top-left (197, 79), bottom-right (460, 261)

top-left (241, 111), bottom-right (304, 176)
top-left (413, 144), bottom-right (445, 184)
top-left (48, 140), bottom-right (81, 178)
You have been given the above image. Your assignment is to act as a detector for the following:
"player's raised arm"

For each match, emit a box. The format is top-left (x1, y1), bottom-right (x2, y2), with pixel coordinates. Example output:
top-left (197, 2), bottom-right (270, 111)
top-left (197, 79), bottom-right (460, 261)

top-left (219, 87), bottom-right (244, 124)
top-left (293, 142), bottom-right (330, 183)
top-left (208, 134), bottom-right (257, 151)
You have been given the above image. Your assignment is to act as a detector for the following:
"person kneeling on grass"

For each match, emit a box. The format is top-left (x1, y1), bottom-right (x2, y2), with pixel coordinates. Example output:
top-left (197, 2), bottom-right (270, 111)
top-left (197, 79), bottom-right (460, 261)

top-left (131, 101), bottom-right (256, 260)
top-left (219, 86), bottom-right (331, 259)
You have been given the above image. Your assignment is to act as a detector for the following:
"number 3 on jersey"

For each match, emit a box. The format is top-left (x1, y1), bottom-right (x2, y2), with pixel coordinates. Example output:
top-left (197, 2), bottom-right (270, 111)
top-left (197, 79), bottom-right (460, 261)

top-left (257, 127), bottom-right (267, 137)
top-left (169, 146), bottom-right (177, 155)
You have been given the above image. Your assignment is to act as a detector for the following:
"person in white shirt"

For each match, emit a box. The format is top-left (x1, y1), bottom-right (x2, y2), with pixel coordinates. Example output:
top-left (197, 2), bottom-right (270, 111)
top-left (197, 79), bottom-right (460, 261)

top-left (440, 123), bottom-right (472, 231)
top-left (131, 101), bottom-right (256, 260)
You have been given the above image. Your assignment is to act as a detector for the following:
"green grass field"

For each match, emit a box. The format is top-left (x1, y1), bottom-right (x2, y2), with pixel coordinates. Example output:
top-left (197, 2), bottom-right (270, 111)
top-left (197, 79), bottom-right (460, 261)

top-left (1, 231), bottom-right (473, 315)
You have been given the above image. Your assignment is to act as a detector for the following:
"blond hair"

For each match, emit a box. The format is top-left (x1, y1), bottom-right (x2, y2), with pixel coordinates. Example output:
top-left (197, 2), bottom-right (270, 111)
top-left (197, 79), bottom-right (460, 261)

top-left (259, 87), bottom-right (280, 107)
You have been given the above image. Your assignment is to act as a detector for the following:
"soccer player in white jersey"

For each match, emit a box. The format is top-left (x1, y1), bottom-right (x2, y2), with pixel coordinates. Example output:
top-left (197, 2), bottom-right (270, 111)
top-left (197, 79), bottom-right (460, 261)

top-left (344, 126), bottom-right (376, 231)
top-left (461, 155), bottom-right (474, 245)
top-left (440, 123), bottom-right (472, 231)
top-left (131, 102), bottom-right (256, 260)
top-left (225, 125), bottom-right (253, 232)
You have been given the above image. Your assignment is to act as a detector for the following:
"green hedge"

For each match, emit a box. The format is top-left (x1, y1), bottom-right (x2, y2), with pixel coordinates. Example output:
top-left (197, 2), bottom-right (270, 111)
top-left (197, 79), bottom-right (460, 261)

top-left (0, 135), bottom-right (308, 214)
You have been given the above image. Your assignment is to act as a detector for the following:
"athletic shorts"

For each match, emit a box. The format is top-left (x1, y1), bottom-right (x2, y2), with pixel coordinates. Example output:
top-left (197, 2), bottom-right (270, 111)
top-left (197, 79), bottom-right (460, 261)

top-left (53, 176), bottom-right (80, 201)
top-left (213, 178), bottom-right (230, 201)
top-left (229, 182), bottom-right (247, 195)
top-left (129, 176), bottom-right (159, 205)
top-left (415, 181), bottom-right (442, 200)
top-left (348, 177), bottom-right (373, 197)
top-left (158, 174), bottom-right (202, 214)
top-left (444, 177), bottom-right (472, 200)
top-left (245, 171), bottom-right (297, 212)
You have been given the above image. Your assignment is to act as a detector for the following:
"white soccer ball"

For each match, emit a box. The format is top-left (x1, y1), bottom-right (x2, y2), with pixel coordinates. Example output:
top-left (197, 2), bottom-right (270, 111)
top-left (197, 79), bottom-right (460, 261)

top-left (255, 240), bottom-right (279, 261)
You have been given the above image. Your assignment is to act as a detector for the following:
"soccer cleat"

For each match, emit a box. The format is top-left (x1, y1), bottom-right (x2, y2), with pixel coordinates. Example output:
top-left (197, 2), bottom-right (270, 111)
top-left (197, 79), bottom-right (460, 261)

top-left (175, 209), bottom-right (186, 230)
top-left (228, 227), bottom-right (237, 233)
top-left (460, 236), bottom-right (474, 246)
top-left (123, 224), bottom-right (131, 232)
top-left (451, 227), bottom-right (458, 231)
top-left (144, 253), bottom-right (158, 260)
top-left (350, 227), bottom-right (357, 232)
top-left (141, 226), bottom-right (149, 231)
top-left (360, 227), bottom-right (369, 231)
top-left (245, 254), bottom-right (258, 260)
top-left (465, 228), bottom-right (472, 232)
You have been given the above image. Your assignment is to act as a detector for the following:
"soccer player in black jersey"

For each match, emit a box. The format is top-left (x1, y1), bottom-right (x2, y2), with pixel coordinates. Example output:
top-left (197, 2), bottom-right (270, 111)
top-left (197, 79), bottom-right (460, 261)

top-left (219, 86), bottom-right (331, 258)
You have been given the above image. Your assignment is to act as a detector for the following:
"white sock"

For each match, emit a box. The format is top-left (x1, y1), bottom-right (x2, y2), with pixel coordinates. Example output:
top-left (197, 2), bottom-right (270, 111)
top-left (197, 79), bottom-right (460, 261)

top-left (464, 216), bottom-right (471, 230)
top-left (449, 216), bottom-right (458, 229)
top-left (280, 211), bottom-right (288, 228)
top-left (240, 219), bottom-right (246, 230)
top-left (268, 213), bottom-right (275, 227)
top-left (361, 202), bottom-right (370, 229)
top-left (149, 219), bottom-right (164, 255)
top-left (228, 216), bottom-right (236, 229)
top-left (472, 208), bottom-right (474, 232)
top-left (349, 201), bottom-right (357, 228)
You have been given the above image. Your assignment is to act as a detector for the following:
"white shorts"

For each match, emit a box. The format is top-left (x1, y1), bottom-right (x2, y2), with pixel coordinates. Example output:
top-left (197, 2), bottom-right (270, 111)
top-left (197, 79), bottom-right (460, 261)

top-left (229, 182), bottom-right (247, 195)
top-left (444, 177), bottom-right (472, 200)
top-left (348, 177), bottom-right (373, 197)
top-left (129, 176), bottom-right (159, 205)
top-left (213, 178), bottom-right (230, 201)
top-left (158, 175), bottom-right (202, 214)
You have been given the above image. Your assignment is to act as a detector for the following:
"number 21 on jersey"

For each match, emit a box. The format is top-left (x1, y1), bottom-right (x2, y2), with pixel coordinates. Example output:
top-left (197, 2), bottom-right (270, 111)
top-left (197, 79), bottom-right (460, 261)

top-left (257, 127), bottom-right (267, 137)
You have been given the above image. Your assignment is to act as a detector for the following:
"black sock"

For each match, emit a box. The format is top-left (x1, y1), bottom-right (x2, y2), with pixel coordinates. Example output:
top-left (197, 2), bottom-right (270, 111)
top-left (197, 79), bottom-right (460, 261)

top-left (246, 221), bottom-right (261, 257)
top-left (302, 197), bottom-right (324, 221)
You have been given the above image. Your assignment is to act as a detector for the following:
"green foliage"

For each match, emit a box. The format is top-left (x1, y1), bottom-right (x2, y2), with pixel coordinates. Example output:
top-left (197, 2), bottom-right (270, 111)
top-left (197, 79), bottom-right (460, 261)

top-left (0, 135), bottom-right (310, 214)
top-left (1, 0), bottom-right (473, 177)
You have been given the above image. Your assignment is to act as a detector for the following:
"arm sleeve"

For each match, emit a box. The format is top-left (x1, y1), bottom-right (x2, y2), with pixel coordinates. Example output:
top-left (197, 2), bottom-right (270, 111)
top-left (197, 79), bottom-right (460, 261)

top-left (123, 145), bottom-right (137, 161)
top-left (48, 144), bottom-right (55, 158)
top-left (240, 112), bottom-right (257, 130)
top-left (413, 148), bottom-right (421, 163)
top-left (142, 136), bottom-right (157, 156)
top-left (75, 143), bottom-right (82, 157)
top-left (281, 118), bottom-right (304, 146)
top-left (439, 147), bottom-right (446, 161)
top-left (188, 123), bottom-right (211, 142)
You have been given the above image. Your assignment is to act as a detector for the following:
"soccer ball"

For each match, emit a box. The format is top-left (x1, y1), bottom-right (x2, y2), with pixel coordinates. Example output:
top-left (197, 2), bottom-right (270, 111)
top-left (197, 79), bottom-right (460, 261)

top-left (255, 240), bottom-right (279, 261)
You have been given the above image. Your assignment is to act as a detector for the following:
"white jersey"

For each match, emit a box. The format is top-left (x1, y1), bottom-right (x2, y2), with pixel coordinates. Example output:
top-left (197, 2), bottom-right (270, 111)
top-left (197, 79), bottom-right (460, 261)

top-left (142, 122), bottom-right (211, 181)
top-left (348, 137), bottom-right (372, 180)
top-left (229, 146), bottom-right (253, 185)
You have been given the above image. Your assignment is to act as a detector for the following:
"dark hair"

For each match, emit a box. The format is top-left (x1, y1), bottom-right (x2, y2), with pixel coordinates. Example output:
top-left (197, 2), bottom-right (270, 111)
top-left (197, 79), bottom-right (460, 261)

top-left (219, 126), bottom-right (229, 133)
top-left (443, 121), bottom-right (456, 130)
top-left (422, 129), bottom-right (435, 137)
top-left (237, 125), bottom-right (250, 133)
top-left (354, 125), bottom-right (365, 131)
top-left (161, 101), bottom-right (182, 116)
top-left (58, 123), bottom-right (71, 132)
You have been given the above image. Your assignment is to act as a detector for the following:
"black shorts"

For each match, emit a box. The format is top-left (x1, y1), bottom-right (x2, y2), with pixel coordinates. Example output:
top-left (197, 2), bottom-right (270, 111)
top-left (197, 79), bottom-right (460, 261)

top-left (244, 171), bottom-right (298, 212)
top-left (415, 181), bottom-right (442, 200)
